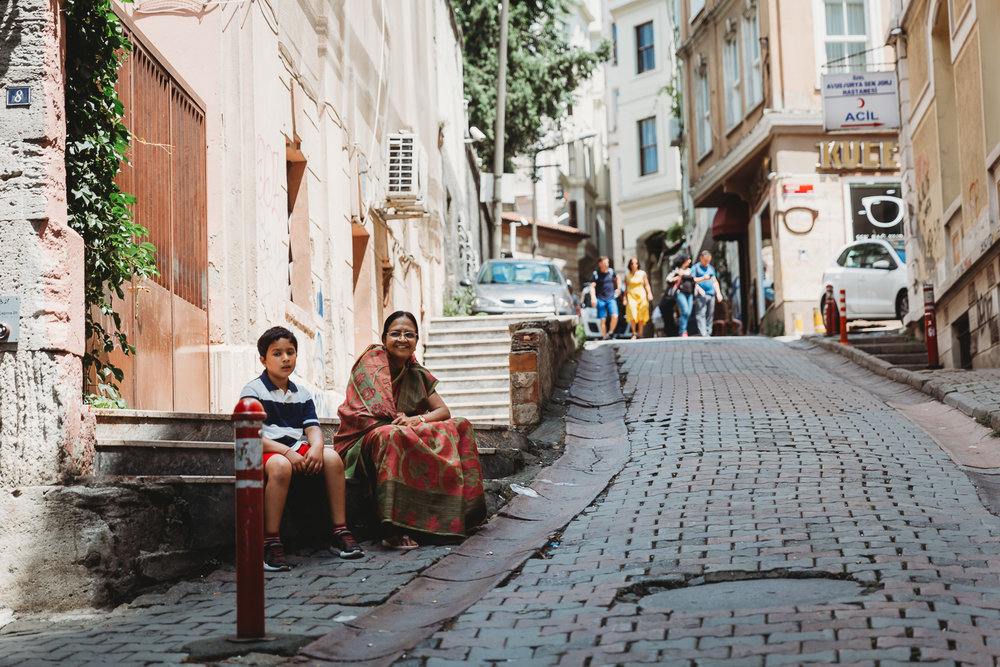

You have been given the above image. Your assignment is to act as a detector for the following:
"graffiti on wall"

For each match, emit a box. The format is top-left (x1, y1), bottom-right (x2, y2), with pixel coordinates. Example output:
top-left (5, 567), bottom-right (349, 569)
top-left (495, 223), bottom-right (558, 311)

top-left (256, 134), bottom-right (282, 220)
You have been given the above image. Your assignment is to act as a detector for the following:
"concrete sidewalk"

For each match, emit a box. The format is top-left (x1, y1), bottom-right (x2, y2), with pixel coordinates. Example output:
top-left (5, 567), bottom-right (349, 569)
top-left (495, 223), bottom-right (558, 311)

top-left (0, 347), bottom-right (626, 666)
top-left (808, 334), bottom-right (1000, 428)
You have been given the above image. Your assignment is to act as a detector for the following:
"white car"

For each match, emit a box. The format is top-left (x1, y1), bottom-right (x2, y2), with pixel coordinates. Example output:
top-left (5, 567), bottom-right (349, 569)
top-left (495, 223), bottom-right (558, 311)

top-left (819, 239), bottom-right (908, 321)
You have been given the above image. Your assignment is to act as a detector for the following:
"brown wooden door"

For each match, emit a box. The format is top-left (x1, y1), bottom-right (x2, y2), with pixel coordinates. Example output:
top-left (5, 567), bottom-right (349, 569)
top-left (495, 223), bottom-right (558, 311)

top-left (96, 30), bottom-right (209, 412)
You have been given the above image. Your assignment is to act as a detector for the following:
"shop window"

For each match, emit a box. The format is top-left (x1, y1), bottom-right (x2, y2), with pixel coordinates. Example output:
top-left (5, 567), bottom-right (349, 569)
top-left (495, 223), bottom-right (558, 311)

top-left (848, 182), bottom-right (903, 239)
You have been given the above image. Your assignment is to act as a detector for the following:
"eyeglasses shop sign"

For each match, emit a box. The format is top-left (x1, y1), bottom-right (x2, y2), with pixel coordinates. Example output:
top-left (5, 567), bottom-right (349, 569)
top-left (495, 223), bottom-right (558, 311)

top-left (822, 72), bottom-right (900, 132)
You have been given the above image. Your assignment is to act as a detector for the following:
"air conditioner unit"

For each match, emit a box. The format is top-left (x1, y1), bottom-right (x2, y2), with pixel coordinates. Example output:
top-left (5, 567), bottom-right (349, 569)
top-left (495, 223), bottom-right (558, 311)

top-left (386, 132), bottom-right (427, 205)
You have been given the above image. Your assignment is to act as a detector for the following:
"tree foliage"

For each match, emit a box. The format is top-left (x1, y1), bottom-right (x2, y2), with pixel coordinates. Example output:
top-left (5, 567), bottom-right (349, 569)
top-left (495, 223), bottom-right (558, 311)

top-left (63, 0), bottom-right (157, 399)
top-left (453, 0), bottom-right (610, 167)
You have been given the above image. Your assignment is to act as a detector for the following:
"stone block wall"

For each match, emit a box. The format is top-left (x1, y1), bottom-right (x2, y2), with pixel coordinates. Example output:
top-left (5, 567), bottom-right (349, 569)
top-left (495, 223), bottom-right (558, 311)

top-left (508, 317), bottom-right (577, 427)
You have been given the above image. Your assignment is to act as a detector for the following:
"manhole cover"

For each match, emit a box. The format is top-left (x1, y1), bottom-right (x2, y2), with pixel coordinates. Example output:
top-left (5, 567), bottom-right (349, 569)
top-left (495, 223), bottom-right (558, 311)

top-left (638, 578), bottom-right (863, 613)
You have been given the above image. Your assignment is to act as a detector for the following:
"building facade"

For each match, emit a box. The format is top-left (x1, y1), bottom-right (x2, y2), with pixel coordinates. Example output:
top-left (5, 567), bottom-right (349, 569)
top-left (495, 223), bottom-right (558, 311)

top-left (677, 0), bottom-right (899, 335)
top-left (604, 0), bottom-right (685, 287)
top-left (890, 0), bottom-right (1000, 368)
top-left (98, 0), bottom-right (483, 414)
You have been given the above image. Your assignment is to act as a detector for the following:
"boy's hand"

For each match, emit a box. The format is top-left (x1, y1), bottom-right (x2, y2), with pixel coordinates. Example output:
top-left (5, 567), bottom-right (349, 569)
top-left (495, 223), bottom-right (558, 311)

top-left (284, 448), bottom-right (308, 473)
top-left (301, 446), bottom-right (324, 475)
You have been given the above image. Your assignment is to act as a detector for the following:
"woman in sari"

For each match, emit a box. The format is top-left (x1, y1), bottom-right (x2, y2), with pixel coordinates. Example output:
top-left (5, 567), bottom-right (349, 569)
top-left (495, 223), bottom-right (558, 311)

top-left (334, 311), bottom-right (487, 550)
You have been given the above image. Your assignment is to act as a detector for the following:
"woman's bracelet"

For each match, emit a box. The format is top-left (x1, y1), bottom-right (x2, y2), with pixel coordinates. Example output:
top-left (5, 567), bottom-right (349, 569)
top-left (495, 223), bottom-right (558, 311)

top-left (419, 414), bottom-right (426, 423)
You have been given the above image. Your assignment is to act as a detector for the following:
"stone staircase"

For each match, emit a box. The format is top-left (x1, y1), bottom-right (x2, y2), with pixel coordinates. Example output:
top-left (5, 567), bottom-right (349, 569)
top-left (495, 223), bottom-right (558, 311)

top-left (422, 315), bottom-right (532, 425)
top-left (848, 332), bottom-right (929, 370)
top-left (92, 410), bottom-right (521, 484)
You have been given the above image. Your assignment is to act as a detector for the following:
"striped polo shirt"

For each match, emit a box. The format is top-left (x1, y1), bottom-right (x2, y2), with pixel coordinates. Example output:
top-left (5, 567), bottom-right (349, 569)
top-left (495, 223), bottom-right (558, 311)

top-left (240, 372), bottom-right (320, 446)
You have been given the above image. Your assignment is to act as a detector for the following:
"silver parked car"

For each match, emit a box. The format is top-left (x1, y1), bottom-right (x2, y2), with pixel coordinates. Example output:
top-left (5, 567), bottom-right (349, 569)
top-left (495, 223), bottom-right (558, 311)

top-left (819, 238), bottom-right (908, 321)
top-left (467, 259), bottom-right (575, 316)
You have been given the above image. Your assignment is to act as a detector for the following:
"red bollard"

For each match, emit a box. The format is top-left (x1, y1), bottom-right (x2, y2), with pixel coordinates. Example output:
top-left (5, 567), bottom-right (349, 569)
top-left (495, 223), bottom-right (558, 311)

top-left (923, 283), bottom-right (940, 367)
top-left (825, 284), bottom-right (836, 337)
top-left (839, 288), bottom-right (849, 345)
top-left (232, 398), bottom-right (268, 641)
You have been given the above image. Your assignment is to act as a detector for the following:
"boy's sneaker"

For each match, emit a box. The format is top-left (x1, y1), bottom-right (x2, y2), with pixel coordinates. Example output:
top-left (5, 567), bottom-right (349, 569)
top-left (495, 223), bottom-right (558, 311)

top-left (330, 530), bottom-right (365, 559)
top-left (263, 541), bottom-right (291, 572)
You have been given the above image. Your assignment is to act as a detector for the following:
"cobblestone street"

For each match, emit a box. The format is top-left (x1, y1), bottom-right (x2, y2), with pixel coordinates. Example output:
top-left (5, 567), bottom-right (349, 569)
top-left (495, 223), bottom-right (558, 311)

top-left (4, 337), bottom-right (1000, 665)
top-left (406, 337), bottom-right (1000, 665)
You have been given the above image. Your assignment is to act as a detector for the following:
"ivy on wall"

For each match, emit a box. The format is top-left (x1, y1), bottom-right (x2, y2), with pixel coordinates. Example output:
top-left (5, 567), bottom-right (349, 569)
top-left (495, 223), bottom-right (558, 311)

top-left (63, 0), bottom-right (157, 400)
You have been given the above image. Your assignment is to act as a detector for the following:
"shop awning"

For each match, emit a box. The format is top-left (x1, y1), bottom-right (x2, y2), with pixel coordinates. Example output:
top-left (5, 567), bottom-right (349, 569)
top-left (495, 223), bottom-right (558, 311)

top-left (711, 197), bottom-right (749, 241)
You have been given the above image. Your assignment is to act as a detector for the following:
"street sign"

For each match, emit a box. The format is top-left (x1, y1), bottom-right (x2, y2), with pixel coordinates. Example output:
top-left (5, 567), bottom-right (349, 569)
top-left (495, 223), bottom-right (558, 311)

top-left (6, 87), bottom-right (30, 108)
top-left (0, 295), bottom-right (20, 342)
top-left (821, 72), bottom-right (899, 132)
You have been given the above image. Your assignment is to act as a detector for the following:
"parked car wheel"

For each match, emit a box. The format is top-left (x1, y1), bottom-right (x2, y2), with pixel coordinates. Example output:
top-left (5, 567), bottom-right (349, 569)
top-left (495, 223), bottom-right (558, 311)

top-left (895, 289), bottom-right (908, 321)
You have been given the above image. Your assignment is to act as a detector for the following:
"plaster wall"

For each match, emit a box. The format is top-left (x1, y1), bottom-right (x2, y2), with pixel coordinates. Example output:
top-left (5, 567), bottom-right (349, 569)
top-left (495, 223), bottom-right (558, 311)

top-left (0, 0), bottom-right (87, 487)
top-left (118, 0), bottom-right (472, 411)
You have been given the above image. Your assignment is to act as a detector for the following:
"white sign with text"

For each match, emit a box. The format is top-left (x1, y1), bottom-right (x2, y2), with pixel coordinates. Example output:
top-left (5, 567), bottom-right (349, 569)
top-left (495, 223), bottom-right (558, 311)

top-left (822, 72), bottom-right (900, 132)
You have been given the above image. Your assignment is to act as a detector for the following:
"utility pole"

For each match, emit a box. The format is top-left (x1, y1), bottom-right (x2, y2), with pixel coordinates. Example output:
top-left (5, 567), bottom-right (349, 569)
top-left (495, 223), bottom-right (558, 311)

top-left (490, 0), bottom-right (509, 259)
top-left (530, 150), bottom-right (539, 257)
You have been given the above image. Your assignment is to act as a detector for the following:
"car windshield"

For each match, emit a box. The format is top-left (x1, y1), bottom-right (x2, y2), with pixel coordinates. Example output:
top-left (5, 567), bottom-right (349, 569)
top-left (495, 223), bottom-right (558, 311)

top-left (478, 262), bottom-right (561, 285)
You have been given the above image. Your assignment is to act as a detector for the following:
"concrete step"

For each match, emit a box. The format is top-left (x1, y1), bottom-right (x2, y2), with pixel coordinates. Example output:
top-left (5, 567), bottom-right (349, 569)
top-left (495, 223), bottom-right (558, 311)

top-left (425, 351), bottom-right (509, 368)
top-left (848, 333), bottom-right (908, 345)
top-left (896, 363), bottom-right (931, 371)
top-left (878, 353), bottom-right (929, 366)
top-left (427, 315), bottom-right (535, 332)
top-left (852, 342), bottom-right (925, 355)
top-left (424, 329), bottom-right (513, 344)
top-left (429, 362), bottom-right (510, 379)
top-left (436, 386), bottom-right (510, 404)
top-left (435, 375), bottom-right (510, 392)
top-left (95, 437), bottom-right (505, 479)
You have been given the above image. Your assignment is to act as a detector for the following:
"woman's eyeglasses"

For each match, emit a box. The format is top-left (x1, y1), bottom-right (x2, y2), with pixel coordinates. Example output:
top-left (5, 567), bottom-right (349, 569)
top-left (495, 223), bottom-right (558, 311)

top-left (387, 331), bottom-right (418, 341)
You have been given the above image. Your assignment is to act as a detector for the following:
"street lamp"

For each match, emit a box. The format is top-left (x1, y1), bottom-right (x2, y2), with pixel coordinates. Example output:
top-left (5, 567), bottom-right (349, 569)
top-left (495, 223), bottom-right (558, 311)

top-left (529, 131), bottom-right (598, 257)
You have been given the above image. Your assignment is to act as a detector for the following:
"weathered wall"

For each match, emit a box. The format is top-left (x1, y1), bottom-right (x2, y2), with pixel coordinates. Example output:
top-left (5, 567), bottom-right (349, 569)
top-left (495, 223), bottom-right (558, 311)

top-left (0, 0), bottom-right (86, 487)
top-left (508, 317), bottom-right (578, 427)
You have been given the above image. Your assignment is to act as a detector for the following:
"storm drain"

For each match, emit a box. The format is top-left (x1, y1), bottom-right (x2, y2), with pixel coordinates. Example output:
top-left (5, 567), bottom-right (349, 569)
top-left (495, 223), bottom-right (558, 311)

top-left (636, 577), bottom-right (865, 613)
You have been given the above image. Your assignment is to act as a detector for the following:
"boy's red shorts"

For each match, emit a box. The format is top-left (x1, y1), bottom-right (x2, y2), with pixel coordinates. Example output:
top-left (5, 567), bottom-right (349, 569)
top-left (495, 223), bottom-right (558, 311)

top-left (263, 444), bottom-right (310, 466)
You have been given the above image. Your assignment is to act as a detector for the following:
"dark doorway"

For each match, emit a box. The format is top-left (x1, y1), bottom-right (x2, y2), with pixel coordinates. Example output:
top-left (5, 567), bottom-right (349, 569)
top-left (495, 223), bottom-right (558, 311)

top-left (953, 312), bottom-right (972, 369)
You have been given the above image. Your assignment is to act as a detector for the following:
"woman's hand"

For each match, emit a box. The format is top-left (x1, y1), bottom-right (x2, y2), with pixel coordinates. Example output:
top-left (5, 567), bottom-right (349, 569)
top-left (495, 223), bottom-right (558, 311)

top-left (391, 413), bottom-right (424, 428)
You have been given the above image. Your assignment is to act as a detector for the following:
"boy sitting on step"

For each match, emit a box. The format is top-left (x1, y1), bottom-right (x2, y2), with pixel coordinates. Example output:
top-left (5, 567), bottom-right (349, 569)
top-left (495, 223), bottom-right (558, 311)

top-left (240, 326), bottom-right (364, 571)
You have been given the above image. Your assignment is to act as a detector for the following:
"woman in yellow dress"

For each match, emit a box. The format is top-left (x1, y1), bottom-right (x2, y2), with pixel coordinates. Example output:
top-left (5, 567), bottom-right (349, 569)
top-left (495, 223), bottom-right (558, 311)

top-left (624, 257), bottom-right (654, 339)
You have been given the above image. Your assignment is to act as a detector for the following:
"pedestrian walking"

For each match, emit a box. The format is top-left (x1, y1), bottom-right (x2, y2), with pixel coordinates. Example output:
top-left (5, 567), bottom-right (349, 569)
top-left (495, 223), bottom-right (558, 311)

top-left (588, 256), bottom-right (621, 340)
top-left (692, 250), bottom-right (723, 337)
top-left (665, 254), bottom-right (695, 337)
top-left (624, 257), bottom-right (654, 339)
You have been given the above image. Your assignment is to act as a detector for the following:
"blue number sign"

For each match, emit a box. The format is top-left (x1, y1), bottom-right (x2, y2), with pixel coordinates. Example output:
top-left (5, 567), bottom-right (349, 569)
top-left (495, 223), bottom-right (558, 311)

top-left (6, 87), bottom-right (30, 107)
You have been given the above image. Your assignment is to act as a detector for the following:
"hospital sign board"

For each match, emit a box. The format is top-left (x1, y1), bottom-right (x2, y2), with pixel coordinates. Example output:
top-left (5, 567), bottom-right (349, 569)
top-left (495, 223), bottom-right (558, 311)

top-left (822, 72), bottom-right (900, 132)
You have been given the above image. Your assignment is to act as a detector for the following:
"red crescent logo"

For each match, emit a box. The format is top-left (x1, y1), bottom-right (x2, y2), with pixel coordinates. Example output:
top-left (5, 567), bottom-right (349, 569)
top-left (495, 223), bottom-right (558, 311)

top-left (858, 98), bottom-right (866, 108)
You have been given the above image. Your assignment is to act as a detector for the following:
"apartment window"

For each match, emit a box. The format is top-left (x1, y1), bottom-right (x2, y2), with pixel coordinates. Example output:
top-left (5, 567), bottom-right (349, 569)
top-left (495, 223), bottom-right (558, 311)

top-left (639, 117), bottom-right (658, 175)
top-left (742, 8), bottom-right (763, 109)
top-left (612, 23), bottom-right (618, 65)
top-left (723, 33), bottom-right (741, 129)
top-left (823, 0), bottom-right (868, 71)
top-left (636, 21), bottom-right (655, 74)
top-left (696, 67), bottom-right (712, 157)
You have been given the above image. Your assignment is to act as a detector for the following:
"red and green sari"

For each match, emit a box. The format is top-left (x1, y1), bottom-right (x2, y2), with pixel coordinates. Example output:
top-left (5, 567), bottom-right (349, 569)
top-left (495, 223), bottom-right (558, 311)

top-left (334, 345), bottom-right (486, 537)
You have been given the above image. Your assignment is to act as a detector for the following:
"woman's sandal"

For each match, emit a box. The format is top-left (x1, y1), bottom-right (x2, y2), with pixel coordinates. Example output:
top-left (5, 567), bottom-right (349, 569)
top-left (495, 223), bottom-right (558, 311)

top-left (381, 534), bottom-right (419, 550)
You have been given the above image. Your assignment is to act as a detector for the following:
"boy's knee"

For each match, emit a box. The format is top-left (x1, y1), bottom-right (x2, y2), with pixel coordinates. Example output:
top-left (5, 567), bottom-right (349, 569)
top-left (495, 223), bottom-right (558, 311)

top-left (324, 447), bottom-right (345, 474)
top-left (266, 455), bottom-right (293, 483)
